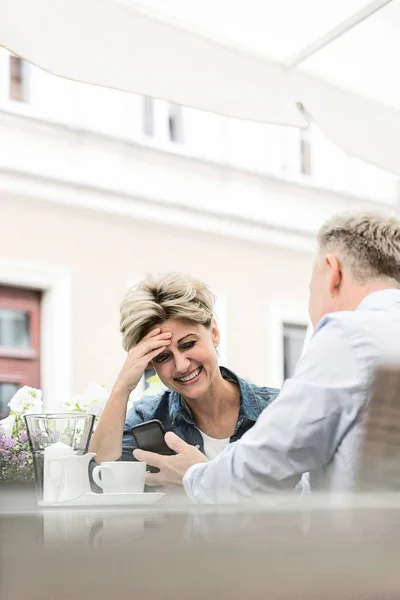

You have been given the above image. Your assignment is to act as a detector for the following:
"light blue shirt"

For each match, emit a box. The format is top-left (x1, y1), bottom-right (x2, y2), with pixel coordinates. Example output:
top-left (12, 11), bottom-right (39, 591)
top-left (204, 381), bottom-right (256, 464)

top-left (183, 289), bottom-right (400, 503)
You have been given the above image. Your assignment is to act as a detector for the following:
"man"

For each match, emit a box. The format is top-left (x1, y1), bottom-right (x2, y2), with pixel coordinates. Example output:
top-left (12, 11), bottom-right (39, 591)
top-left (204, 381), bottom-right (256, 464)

top-left (134, 211), bottom-right (400, 503)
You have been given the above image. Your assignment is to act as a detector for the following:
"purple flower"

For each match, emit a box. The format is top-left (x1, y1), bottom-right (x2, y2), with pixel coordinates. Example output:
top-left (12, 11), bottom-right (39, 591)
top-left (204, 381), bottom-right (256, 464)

top-left (18, 451), bottom-right (27, 465)
top-left (1, 438), bottom-right (14, 449)
top-left (0, 426), bottom-right (34, 481)
top-left (19, 430), bottom-right (28, 443)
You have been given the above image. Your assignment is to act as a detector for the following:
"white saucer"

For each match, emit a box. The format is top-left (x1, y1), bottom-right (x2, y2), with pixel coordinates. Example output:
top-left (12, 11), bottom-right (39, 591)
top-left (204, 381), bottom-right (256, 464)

top-left (38, 492), bottom-right (165, 507)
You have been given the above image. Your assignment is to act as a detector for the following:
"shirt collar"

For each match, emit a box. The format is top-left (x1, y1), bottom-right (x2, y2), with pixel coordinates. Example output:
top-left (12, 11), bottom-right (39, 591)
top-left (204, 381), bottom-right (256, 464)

top-left (356, 289), bottom-right (400, 312)
top-left (170, 366), bottom-right (260, 427)
top-left (220, 366), bottom-right (260, 422)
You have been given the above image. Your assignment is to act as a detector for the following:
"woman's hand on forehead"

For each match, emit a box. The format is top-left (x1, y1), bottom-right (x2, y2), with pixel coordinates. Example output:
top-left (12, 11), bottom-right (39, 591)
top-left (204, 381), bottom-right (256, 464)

top-left (115, 328), bottom-right (172, 392)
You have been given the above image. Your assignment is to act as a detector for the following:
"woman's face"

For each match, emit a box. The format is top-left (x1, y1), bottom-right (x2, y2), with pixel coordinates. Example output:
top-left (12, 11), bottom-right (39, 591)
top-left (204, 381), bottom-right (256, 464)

top-left (150, 318), bottom-right (220, 400)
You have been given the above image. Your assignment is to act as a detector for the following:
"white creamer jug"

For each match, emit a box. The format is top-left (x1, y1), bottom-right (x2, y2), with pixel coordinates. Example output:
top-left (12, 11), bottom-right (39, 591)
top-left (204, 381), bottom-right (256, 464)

top-left (48, 451), bottom-right (96, 503)
top-left (43, 442), bottom-right (75, 503)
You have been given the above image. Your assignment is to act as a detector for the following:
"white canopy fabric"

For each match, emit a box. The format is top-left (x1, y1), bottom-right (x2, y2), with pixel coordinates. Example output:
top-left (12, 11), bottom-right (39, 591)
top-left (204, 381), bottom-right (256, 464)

top-left (2, 0), bottom-right (400, 175)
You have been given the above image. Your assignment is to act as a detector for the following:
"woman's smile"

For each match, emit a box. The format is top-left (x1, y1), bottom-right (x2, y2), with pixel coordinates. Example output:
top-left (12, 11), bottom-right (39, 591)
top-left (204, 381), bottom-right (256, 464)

top-left (174, 366), bottom-right (203, 385)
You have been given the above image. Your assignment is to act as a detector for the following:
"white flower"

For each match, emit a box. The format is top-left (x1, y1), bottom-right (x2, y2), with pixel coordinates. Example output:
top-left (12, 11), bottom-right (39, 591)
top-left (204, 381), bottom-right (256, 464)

top-left (61, 394), bottom-right (82, 413)
top-left (0, 414), bottom-right (15, 437)
top-left (83, 401), bottom-right (103, 417)
top-left (8, 386), bottom-right (43, 416)
top-left (75, 384), bottom-right (110, 417)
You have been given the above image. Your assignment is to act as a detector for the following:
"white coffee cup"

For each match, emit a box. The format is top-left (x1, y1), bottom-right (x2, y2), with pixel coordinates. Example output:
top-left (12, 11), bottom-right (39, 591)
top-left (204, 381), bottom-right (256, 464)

top-left (92, 461), bottom-right (146, 494)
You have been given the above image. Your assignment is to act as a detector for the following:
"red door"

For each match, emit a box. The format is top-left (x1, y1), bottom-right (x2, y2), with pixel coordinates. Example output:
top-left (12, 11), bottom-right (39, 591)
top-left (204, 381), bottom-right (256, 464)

top-left (0, 286), bottom-right (41, 418)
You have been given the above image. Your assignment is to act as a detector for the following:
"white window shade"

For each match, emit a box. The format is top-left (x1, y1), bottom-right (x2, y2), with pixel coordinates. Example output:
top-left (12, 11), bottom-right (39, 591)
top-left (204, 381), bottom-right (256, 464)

top-left (2, 0), bottom-right (400, 174)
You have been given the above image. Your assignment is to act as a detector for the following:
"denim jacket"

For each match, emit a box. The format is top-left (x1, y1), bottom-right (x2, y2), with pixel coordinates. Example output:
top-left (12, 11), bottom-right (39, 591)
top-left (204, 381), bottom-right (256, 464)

top-left (121, 366), bottom-right (279, 460)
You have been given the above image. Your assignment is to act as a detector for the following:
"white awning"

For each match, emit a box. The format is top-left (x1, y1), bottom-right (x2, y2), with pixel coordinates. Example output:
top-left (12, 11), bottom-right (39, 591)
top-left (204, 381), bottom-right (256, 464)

top-left (2, 0), bottom-right (400, 175)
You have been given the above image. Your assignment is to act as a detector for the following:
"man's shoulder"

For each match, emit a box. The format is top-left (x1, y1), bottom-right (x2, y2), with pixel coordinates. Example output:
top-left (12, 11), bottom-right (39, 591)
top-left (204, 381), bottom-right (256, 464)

top-left (299, 312), bottom-right (374, 388)
top-left (314, 311), bottom-right (354, 334)
top-left (314, 308), bottom-right (400, 351)
top-left (312, 311), bottom-right (366, 347)
top-left (315, 303), bottom-right (400, 334)
top-left (315, 306), bottom-right (400, 369)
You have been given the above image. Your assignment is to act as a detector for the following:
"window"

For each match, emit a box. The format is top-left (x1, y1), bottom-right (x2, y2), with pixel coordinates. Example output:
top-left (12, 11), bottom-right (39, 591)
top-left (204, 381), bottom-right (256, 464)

top-left (0, 383), bottom-right (19, 419)
top-left (141, 99), bottom-right (184, 144)
top-left (0, 309), bottom-right (30, 348)
top-left (9, 54), bottom-right (28, 102)
top-left (168, 103), bottom-right (184, 143)
top-left (279, 127), bottom-right (290, 172)
top-left (300, 127), bottom-right (312, 175)
top-left (283, 323), bottom-right (307, 380)
top-left (0, 286), bottom-right (41, 417)
top-left (143, 96), bottom-right (154, 137)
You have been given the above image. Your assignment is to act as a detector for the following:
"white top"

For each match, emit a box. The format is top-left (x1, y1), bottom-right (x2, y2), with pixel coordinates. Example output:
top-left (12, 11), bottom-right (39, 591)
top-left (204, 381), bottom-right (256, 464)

top-left (199, 430), bottom-right (230, 461)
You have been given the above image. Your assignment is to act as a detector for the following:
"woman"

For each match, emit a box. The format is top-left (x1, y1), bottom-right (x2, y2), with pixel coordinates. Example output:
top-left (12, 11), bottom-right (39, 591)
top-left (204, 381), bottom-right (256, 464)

top-left (90, 273), bottom-right (278, 463)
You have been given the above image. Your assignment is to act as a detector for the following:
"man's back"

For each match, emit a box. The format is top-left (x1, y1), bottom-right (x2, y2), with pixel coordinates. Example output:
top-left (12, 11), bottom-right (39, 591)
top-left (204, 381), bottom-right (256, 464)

top-left (308, 289), bottom-right (400, 490)
top-left (183, 289), bottom-right (400, 503)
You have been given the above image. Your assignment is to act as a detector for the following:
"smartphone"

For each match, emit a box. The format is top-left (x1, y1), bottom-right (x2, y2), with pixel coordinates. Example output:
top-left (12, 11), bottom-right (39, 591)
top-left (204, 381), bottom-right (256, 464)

top-left (131, 420), bottom-right (175, 472)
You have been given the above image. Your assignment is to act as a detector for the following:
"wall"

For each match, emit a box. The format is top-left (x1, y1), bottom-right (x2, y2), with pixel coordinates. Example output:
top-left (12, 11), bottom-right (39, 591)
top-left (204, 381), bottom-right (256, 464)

top-left (0, 48), bottom-right (398, 407)
top-left (0, 194), bottom-right (312, 400)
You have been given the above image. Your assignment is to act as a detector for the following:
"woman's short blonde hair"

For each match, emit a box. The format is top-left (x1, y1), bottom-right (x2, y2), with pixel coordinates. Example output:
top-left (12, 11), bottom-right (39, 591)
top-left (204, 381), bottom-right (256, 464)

top-left (120, 273), bottom-right (215, 351)
top-left (317, 211), bottom-right (400, 285)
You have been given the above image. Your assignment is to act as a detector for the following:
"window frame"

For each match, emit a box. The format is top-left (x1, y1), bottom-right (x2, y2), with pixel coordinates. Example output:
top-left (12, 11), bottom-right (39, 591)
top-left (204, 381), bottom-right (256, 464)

top-left (0, 286), bottom-right (41, 417)
top-left (282, 321), bottom-right (308, 380)
top-left (168, 102), bottom-right (184, 143)
top-left (0, 260), bottom-right (73, 412)
top-left (266, 303), bottom-right (310, 387)
top-left (7, 53), bottom-right (30, 104)
top-left (300, 126), bottom-right (312, 176)
top-left (0, 287), bottom-right (41, 357)
top-left (142, 96), bottom-right (155, 137)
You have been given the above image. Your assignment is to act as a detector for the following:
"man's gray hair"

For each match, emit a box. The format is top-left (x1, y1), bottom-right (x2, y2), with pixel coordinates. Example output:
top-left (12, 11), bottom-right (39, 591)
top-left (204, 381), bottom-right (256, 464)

top-left (317, 211), bottom-right (400, 285)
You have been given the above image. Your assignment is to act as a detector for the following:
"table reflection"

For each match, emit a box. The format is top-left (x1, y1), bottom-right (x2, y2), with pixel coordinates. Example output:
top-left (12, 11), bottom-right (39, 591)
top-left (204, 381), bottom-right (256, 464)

top-left (2, 490), bottom-right (400, 600)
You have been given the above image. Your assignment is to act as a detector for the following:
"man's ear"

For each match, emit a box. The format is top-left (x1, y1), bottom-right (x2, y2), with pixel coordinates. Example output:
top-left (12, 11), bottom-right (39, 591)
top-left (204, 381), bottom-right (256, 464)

top-left (325, 254), bottom-right (342, 297)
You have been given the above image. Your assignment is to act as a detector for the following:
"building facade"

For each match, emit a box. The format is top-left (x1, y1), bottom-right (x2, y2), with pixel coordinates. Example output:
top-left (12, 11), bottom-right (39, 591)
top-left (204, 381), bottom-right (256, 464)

top-left (0, 49), bottom-right (398, 412)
